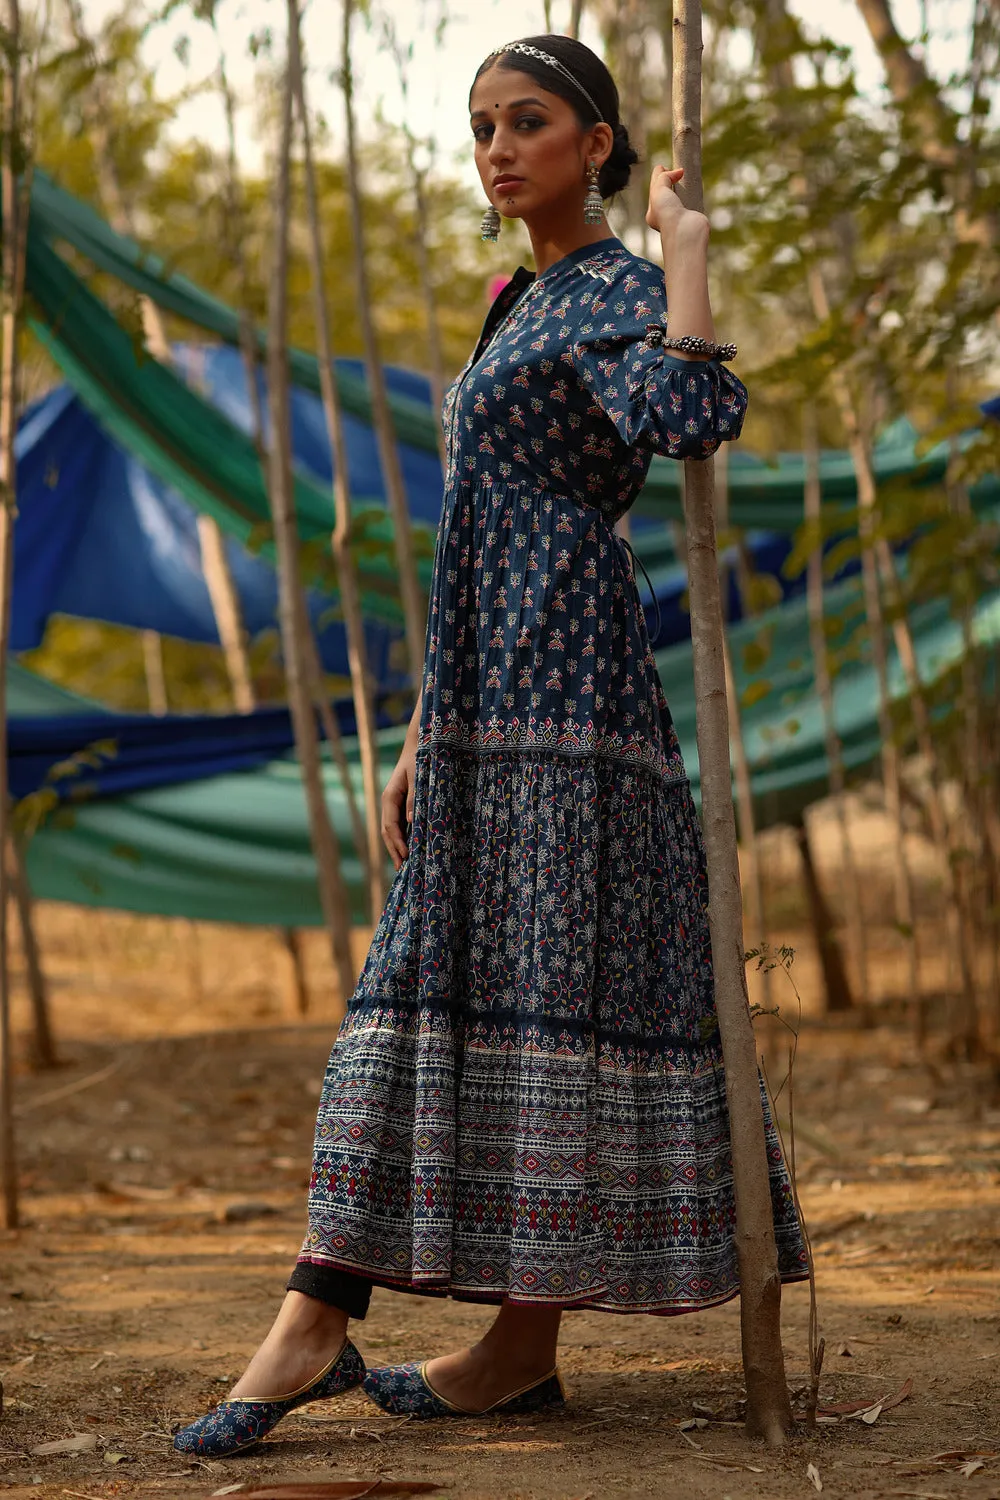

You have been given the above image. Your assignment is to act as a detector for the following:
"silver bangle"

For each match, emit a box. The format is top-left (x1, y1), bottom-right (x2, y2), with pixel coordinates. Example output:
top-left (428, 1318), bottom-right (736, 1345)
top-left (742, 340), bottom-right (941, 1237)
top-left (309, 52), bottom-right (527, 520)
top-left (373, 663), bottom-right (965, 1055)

top-left (643, 324), bottom-right (737, 361)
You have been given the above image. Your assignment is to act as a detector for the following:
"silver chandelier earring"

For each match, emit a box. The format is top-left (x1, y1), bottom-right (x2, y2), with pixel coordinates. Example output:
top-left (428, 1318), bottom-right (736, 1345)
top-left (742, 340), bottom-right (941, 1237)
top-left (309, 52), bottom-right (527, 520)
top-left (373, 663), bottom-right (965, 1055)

top-left (480, 203), bottom-right (501, 242)
top-left (583, 160), bottom-right (603, 225)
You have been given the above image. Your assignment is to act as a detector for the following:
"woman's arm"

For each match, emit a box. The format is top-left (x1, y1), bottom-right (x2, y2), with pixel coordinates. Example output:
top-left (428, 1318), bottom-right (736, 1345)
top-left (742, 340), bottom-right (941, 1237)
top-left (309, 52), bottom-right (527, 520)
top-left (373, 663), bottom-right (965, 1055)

top-left (647, 164), bottom-right (716, 358)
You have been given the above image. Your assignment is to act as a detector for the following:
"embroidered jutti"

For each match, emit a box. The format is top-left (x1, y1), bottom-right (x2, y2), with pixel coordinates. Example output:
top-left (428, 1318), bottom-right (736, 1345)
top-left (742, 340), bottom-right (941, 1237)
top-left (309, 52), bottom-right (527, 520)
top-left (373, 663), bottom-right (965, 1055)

top-left (297, 239), bottom-right (808, 1314)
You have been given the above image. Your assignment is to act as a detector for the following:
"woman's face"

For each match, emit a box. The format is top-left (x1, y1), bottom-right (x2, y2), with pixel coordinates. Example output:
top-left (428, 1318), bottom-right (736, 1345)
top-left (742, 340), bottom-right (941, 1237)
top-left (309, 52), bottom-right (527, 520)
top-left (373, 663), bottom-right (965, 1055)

top-left (470, 64), bottom-right (601, 227)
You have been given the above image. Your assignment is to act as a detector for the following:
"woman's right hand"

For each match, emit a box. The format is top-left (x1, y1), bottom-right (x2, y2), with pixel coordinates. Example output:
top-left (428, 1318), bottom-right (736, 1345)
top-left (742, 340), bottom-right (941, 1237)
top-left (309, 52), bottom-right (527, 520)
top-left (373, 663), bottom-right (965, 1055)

top-left (381, 740), bottom-right (417, 871)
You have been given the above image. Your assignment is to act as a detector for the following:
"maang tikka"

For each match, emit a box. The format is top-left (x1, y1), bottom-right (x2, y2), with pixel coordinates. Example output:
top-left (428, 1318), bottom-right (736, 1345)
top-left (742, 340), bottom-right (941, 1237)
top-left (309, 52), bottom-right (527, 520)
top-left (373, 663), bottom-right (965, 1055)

top-left (480, 202), bottom-right (501, 242)
top-left (583, 160), bottom-right (603, 225)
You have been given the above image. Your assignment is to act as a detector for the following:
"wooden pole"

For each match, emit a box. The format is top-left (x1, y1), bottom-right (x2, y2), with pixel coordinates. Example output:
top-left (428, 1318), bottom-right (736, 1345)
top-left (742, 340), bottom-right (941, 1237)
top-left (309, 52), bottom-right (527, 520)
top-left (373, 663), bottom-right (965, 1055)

top-left (803, 404), bottom-right (869, 1010)
top-left (289, 0), bottom-right (386, 921)
top-left (672, 0), bottom-right (792, 1445)
top-left (0, 0), bottom-right (27, 1230)
top-left (340, 0), bottom-right (425, 689)
top-left (267, 35), bottom-right (355, 1012)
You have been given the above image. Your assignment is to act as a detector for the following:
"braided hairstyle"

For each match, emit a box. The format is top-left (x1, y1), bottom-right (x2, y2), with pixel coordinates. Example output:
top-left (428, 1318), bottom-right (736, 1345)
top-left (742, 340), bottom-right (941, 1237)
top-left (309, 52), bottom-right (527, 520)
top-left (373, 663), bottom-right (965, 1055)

top-left (472, 35), bottom-right (639, 200)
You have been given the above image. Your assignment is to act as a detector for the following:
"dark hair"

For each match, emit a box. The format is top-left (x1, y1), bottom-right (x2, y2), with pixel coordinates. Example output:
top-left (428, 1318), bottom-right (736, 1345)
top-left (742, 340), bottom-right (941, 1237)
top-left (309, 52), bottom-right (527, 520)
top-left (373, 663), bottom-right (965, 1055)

top-left (471, 35), bottom-right (639, 199)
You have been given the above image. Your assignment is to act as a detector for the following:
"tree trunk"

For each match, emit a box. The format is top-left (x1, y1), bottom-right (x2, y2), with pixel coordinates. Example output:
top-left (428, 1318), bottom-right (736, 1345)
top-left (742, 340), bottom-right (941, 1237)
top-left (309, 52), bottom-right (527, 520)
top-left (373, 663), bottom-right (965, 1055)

top-left (267, 36), bottom-right (355, 1013)
top-left (0, 0), bottom-right (26, 1230)
top-left (278, 925), bottom-right (310, 1017)
top-left (301, 616), bottom-right (369, 885)
top-left (871, 533), bottom-right (980, 1053)
top-left (672, 0), bottom-right (792, 1446)
top-left (197, 513), bottom-right (257, 714)
top-left (290, 0), bottom-right (386, 922)
top-left (341, 0), bottom-right (425, 689)
top-left (802, 404), bottom-right (869, 1010)
top-left (806, 267), bottom-right (921, 1020)
top-left (141, 628), bottom-right (169, 715)
top-left (6, 838), bottom-right (57, 1068)
top-left (794, 815), bottom-right (855, 1014)
top-left (716, 444), bottom-right (771, 1010)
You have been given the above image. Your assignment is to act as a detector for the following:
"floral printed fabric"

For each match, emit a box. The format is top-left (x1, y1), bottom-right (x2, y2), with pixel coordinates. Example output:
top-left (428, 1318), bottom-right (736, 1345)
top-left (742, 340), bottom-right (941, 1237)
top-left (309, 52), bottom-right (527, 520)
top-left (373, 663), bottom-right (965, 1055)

top-left (298, 239), bottom-right (808, 1313)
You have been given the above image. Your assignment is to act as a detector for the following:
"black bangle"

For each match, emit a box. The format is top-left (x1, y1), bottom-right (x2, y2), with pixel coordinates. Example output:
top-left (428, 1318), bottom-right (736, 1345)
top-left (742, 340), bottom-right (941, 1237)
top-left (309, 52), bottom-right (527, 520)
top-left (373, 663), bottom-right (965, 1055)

top-left (643, 324), bottom-right (737, 361)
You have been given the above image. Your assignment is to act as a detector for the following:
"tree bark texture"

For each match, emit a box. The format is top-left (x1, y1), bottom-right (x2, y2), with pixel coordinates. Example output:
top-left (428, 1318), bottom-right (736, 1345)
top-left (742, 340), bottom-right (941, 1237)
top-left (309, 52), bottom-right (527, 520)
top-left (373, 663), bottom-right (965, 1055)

top-left (267, 40), bottom-right (355, 1012)
top-left (290, 0), bottom-right (386, 921)
top-left (341, 0), bottom-right (426, 690)
top-left (672, 0), bottom-right (792, 1446)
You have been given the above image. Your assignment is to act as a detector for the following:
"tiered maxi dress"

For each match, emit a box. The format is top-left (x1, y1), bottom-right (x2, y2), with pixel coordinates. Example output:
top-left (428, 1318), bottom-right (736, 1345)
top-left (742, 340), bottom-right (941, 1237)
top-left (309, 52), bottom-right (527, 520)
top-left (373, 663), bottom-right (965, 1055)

top-left (298, 238), bottom-right (808, 1315)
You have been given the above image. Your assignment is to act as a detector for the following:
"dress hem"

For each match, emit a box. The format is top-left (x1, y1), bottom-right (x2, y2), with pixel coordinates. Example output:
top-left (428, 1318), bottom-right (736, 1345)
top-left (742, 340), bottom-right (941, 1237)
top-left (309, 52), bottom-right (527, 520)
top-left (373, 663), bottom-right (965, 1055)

top-left (294, 1252), bottom-right (810, 1318)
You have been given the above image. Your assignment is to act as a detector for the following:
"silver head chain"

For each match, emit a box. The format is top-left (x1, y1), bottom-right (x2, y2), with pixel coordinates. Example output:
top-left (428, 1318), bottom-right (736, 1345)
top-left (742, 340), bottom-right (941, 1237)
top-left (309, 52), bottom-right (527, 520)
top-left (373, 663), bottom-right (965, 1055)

top-left (486, 41), bottom-right (606, 124)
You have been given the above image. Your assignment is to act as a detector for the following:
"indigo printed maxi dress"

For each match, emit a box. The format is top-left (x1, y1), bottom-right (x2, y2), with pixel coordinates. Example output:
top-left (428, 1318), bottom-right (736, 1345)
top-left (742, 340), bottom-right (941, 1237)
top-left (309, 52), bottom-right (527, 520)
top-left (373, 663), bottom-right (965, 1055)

top-left (299, 239), bottom-right (808, 1314)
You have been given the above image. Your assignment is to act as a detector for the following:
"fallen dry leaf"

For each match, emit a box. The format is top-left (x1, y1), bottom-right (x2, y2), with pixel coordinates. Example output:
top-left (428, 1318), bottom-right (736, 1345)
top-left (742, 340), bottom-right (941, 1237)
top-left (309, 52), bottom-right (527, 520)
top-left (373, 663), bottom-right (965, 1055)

top-left (860, 1401), bottom-right (883, 1424)
top-left (30, 1432), bottom-right (98, 1455)
top-left (959, 1459), bottom-right (985, 1478)
top-left (220, 1485), bottom-right (446, 1499)
top-left (817, 1376), bottom-right (913, 1419)
top-left (807, 1461), bottom-right (823, 1491)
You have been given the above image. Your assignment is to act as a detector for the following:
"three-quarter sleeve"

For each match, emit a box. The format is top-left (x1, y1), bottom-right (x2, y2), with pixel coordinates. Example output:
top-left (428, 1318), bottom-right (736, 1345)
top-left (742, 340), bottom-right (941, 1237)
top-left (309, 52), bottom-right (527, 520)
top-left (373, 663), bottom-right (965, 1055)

top-left (569, 265), bottom-right (748, 460)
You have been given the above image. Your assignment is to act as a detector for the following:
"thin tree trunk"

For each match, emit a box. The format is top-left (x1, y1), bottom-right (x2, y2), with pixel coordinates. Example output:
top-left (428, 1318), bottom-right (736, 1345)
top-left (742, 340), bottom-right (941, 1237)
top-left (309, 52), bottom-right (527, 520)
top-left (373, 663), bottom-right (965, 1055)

top-left (6, 838), bottom-right (57, 1069)
top-left (341, 0), bottom-right (425, 689)
top-left (197, 514), bottom-right (256, 714)
top-left (802, 403), bottom-right (869, 1010)
top-left (278, 925), bottom-right (310, 1017)
top-left (290, 0), bottom-right (386, 920)
top-left (945, 369), bottom-right (999, 1035)
top-left (208, 20), bottom-right (269, 462)
top-left (872, 533), bottom-right (980, 1053)
top-left (301, 617), bottom-right (368, 884)
top-left (794, 815), bottom-right (855, 1013)
top-left (716, 445), bottom-right (771, 1008)
top-left (0, 0), bottom-right (27, 1230)
top-left (806, 267), bottom-right (921, 1025)
top-left (672, 0), bottom-right (792, 1446)
top-left (139, 628), bottom-right (167, 714)
top-left (267, 37), bottom-right (355, 1012)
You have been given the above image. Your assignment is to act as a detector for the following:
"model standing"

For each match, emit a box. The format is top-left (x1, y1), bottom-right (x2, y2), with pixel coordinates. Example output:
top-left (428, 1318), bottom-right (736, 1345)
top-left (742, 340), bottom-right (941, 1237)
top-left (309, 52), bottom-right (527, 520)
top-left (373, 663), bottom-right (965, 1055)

top-left (175, 33), bottom-right (806, 1455)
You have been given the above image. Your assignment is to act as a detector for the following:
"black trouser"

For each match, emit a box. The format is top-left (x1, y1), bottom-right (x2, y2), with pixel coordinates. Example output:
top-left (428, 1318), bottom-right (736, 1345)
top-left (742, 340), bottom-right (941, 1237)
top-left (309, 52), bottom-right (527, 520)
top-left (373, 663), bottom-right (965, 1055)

top-left (286, 1262), bottom-right (373, 1320)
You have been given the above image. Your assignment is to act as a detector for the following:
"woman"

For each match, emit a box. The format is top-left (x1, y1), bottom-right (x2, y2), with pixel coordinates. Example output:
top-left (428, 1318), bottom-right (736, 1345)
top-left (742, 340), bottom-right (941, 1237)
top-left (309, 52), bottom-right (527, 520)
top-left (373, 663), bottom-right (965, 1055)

top-left (175, 34), bottom-right (806, 1455)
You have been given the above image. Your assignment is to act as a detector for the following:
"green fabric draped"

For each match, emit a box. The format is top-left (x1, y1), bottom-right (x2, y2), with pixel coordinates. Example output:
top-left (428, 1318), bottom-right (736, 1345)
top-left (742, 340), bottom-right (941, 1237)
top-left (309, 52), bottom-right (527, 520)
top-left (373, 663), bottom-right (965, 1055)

top-left (17, 576), bottom-right (1000, 925)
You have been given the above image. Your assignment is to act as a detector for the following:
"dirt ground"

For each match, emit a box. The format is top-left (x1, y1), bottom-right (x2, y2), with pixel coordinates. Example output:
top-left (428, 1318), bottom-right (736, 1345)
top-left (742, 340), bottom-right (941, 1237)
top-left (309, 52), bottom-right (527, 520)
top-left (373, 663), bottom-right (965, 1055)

top-left (1, 825), bottom-right (998, 1500)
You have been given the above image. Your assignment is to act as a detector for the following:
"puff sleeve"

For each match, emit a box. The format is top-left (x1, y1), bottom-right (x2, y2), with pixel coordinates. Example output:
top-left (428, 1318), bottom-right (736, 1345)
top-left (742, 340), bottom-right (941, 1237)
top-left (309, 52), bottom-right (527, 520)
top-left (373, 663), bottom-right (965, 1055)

top-left (569, 263), bottom-right (748, 460)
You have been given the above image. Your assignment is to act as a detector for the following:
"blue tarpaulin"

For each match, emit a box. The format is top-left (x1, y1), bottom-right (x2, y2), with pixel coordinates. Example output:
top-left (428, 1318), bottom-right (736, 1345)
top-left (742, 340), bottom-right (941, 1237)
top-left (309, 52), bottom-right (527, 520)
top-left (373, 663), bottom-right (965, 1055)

top-left (13, 349), bottom-right (792, 663)
top-left (11, 349), bottom-right (447, 675)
